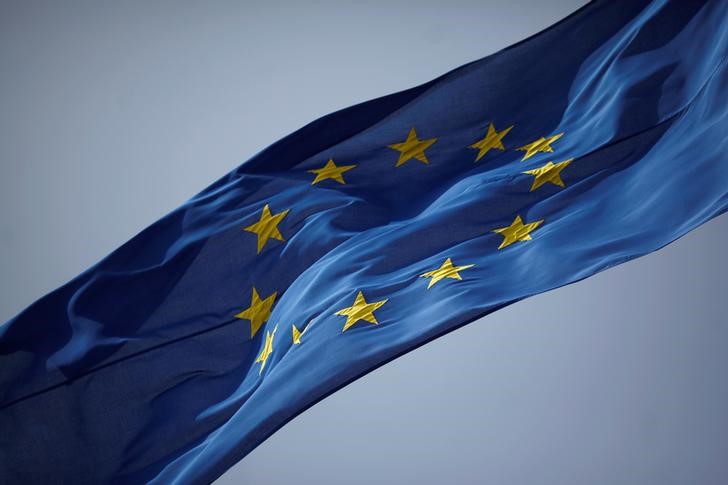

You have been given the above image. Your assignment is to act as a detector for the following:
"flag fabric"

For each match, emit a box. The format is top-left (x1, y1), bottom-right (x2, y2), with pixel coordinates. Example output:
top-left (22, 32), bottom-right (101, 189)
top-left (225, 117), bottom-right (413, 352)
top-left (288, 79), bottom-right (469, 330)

top-left (2, 0), bottom-right (727, 482)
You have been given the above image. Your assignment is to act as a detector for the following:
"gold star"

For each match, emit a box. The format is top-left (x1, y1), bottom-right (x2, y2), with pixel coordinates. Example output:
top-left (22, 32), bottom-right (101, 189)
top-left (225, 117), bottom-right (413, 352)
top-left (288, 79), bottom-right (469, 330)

top-left (292, 324), bottom-right (302, 345)
top-left (420, 258), bottom-right (475, 289)
top-left (244, 204), bottom-right (290, 254)
top-left (335, 291), bottom-right (388, 332)
top-left (308, 159), bottom-right (356, 185)
top-left (523, 159), bottom-right (573, 191)
top-left (492, 215), bottom-right (544, 249)
top-left (387, 127), bottom-right (438, 167)
top-left (234, 287), bottom-right (277, 338)
top-left (255, 324), bottom-right (278, 374)
top-left (517, 133), bottom-right (564, 161)
top-left (469, 123), bottom-right (513, 161)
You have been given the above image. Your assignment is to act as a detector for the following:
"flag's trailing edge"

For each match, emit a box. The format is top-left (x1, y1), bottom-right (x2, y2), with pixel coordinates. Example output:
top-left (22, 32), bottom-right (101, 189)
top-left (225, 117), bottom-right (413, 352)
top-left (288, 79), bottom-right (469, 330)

top-left (1, 0), bottom-right (727, 483)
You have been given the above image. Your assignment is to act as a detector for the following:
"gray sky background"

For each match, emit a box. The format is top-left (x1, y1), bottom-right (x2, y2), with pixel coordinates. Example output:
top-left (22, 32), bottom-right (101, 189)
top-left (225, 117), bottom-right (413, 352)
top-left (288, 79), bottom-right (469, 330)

top-left (1, 1), bottom-right (726, 484)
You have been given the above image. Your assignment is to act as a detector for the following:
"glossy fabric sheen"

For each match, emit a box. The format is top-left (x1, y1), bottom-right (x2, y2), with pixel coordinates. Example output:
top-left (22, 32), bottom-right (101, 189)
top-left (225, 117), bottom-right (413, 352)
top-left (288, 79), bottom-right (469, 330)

top-left (1, 0), bottom-right (727, 483)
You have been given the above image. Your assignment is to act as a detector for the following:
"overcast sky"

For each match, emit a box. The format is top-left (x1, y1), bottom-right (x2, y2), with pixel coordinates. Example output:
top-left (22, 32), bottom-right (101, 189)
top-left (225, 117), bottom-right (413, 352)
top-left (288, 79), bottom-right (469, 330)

top-left (1, 1), bottom-right (727, 484)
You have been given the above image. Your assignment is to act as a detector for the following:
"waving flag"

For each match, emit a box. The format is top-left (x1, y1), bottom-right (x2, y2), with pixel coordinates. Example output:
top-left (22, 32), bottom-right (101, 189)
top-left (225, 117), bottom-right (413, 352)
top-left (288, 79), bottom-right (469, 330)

top-left (1, 0), bottom-right (727, 482)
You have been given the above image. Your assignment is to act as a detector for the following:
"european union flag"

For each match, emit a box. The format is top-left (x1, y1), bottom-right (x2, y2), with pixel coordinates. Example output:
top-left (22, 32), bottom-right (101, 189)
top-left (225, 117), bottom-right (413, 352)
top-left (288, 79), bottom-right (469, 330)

top-left (2, 0), bottom-right (727, 482)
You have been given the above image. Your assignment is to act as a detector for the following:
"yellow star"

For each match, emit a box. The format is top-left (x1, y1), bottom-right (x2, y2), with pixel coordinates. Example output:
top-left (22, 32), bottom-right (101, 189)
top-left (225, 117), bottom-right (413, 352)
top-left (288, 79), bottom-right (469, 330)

top-left (234, 287), bottom-right (277, 338)
top-left (469, 123), bottom-right (513, 161)
top-left (517, 133), bottom-right (564, 161)
top-left (420, 258), bottom-right (475, 289)
top-left (523, 159), bottom-right (573, 191)
top-left (244, 204), bottom-right (290, 254)
top-left (492, 215), bottom-right (544, 249)
top-left (387, 127), bottom-right (438, 167)
top-left (308, 159), bottom-right (356, 185)
top-left (255, 324), bottom-right (278, 374)
top-left (335, 291), bottom-right (388, 332)
top-left (292, 324), bottom-right (302, 345)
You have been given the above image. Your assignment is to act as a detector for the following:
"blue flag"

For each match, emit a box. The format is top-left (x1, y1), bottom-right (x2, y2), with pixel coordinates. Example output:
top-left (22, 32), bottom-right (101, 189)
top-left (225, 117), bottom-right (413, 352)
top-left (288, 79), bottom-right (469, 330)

top-left (2, 0), bottom-right (727, 482)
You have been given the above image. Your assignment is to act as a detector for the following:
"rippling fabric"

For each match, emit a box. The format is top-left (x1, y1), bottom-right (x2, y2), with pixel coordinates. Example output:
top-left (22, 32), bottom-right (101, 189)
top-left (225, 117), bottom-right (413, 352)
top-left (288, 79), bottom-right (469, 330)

top-left (2, 0), bottom-right (727, 483)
